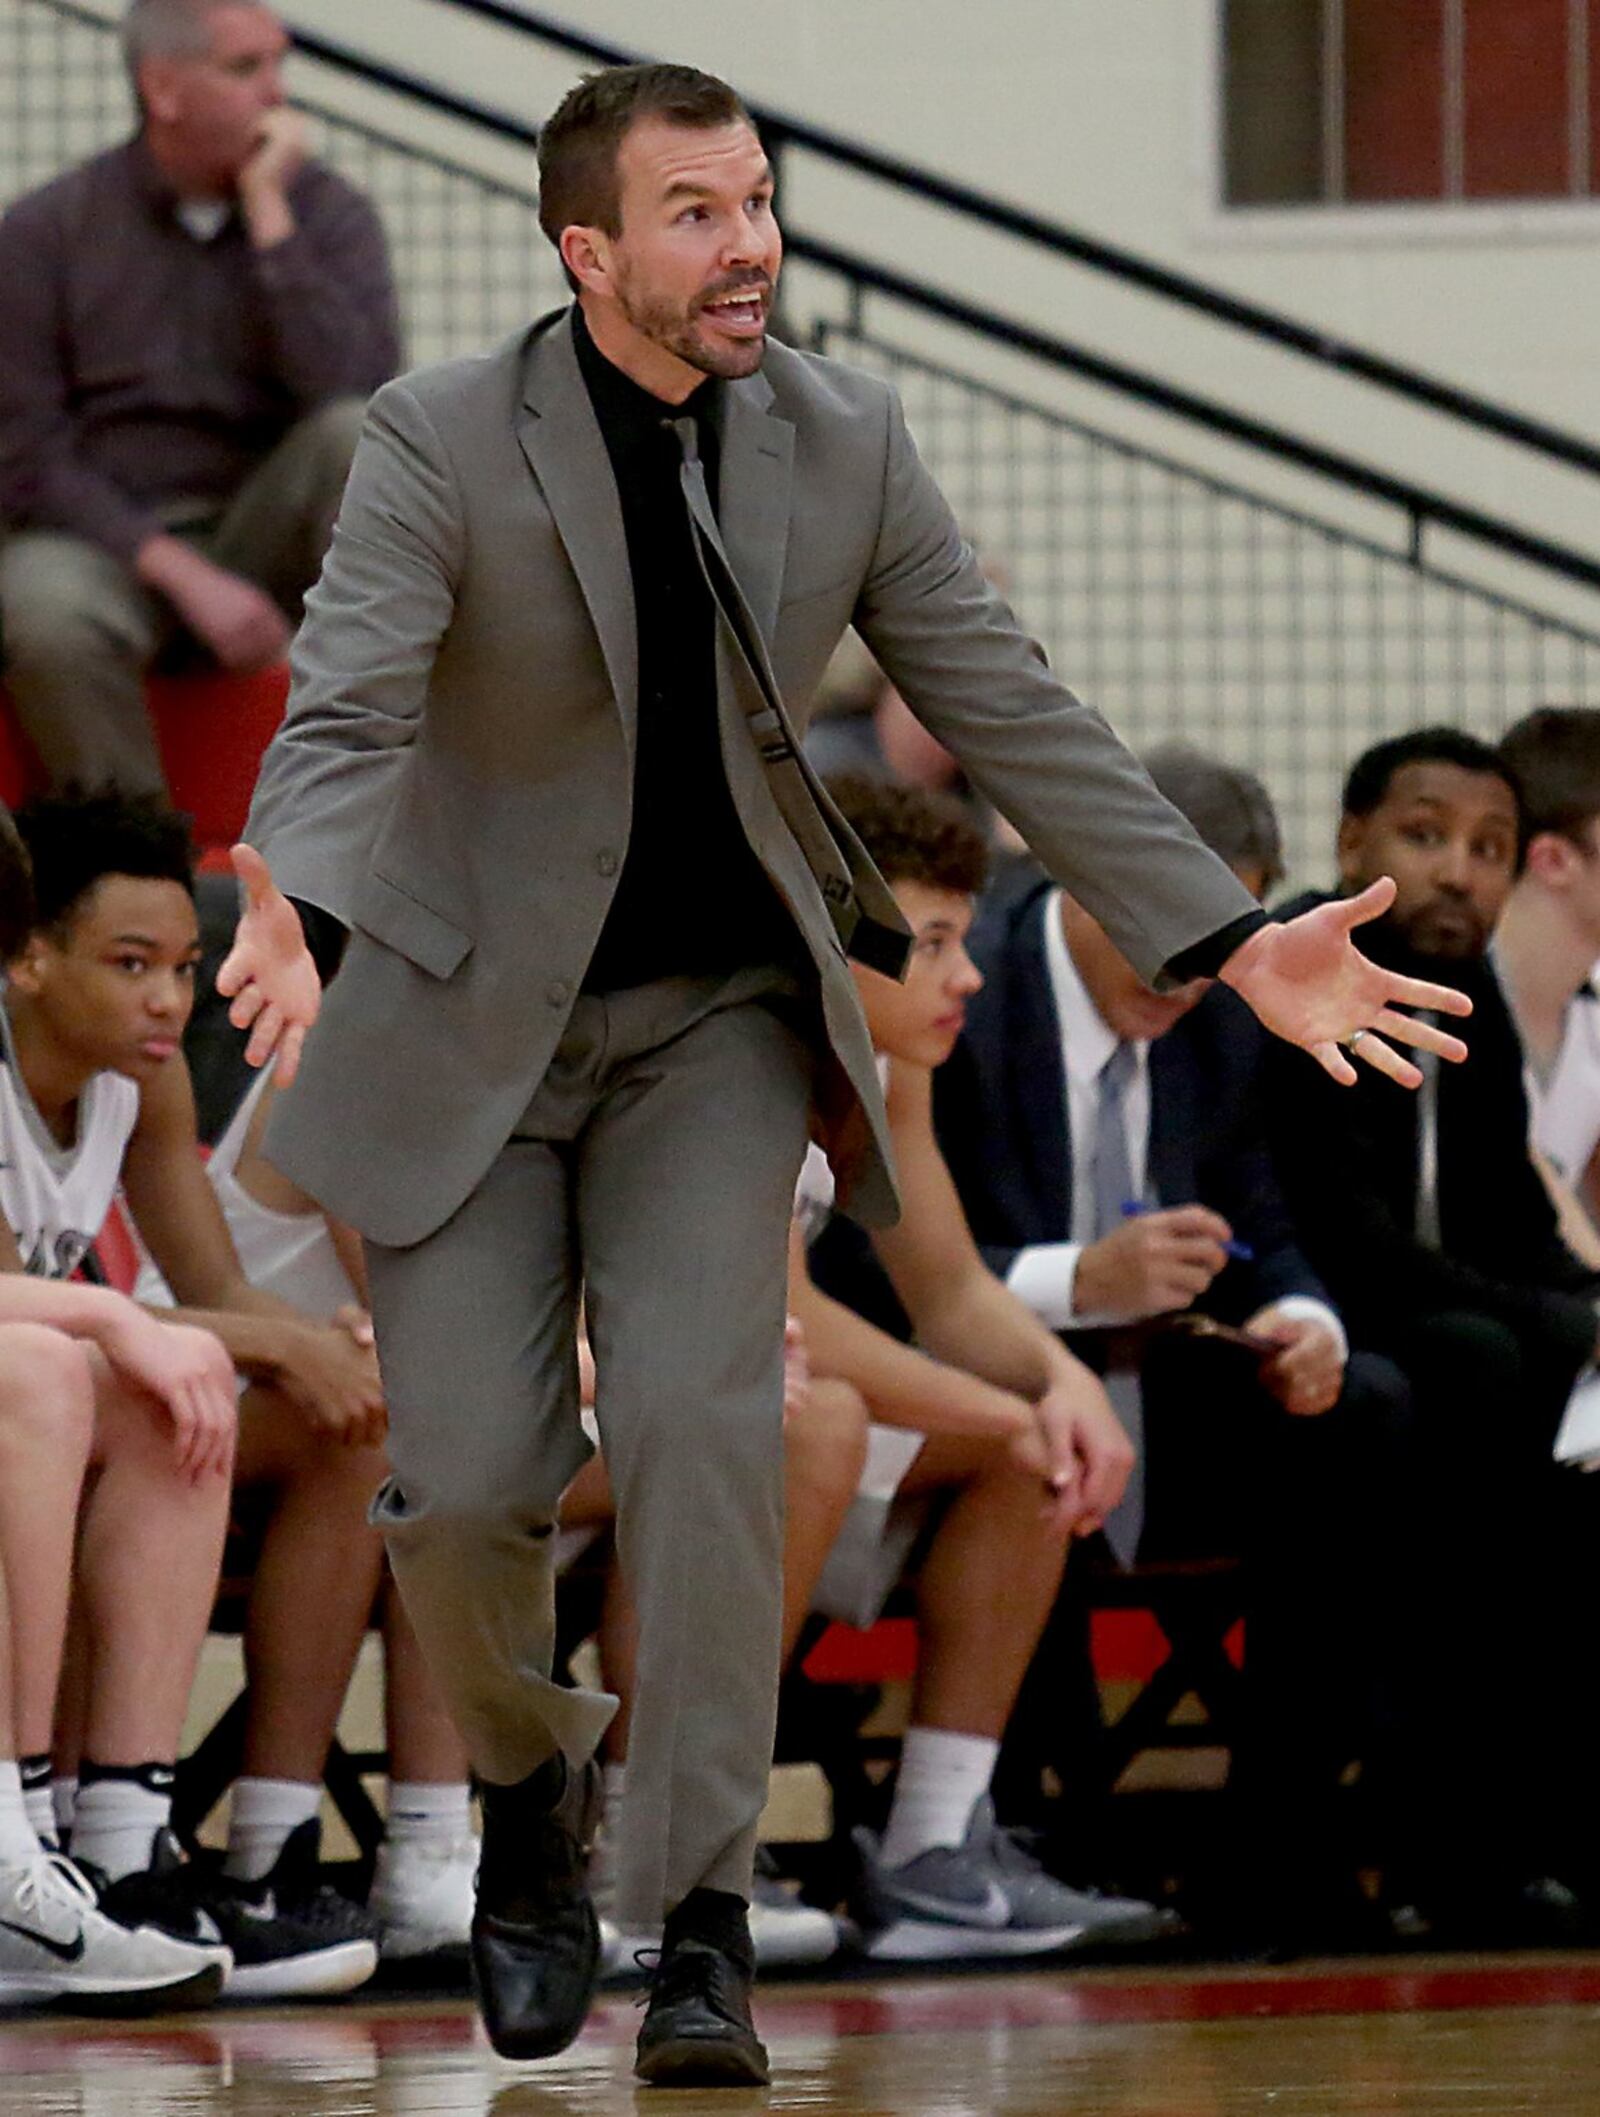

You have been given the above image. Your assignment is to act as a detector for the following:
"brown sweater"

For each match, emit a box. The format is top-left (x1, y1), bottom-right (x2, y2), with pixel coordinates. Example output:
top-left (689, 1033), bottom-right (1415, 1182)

top-left (0, 135), bottom-right (401, 564)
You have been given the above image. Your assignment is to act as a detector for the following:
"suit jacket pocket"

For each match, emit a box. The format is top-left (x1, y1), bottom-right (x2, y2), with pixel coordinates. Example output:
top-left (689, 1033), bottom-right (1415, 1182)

top-left (350, 869), bottom-right (474, 980)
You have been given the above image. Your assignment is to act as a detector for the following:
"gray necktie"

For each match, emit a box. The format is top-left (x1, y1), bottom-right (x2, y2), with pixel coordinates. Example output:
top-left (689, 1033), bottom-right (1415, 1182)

top-left (1092, 1040), bottom-right (1139, 1239)
top-left (670, 419), bottom-right (910, 978)
top-left (1090, 1040), bottom-right (1144, 1566)
top-left (1415, 1027), bottom-right (1442, 1248)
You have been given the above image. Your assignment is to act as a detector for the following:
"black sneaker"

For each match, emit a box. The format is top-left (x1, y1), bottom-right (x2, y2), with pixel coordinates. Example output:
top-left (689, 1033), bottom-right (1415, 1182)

top-left (191, 1820), bottom-right (378, 2002)
top-left (90, 1826), bottom-right (234, 1966)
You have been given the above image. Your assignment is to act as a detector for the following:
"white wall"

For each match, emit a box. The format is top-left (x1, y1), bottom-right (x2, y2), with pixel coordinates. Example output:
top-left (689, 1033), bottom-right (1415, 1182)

top-left (284, 0), bottom-right (1600, 606)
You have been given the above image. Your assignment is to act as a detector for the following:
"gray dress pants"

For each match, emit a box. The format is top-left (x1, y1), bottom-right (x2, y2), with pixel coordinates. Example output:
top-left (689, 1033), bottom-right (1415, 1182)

top-left (366, 965), bottom-right (814, 1932)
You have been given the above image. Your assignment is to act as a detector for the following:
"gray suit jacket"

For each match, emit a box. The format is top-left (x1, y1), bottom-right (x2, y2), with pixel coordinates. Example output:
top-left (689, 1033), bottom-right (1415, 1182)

top-left (246, 306), bottom-right (1254, 1247)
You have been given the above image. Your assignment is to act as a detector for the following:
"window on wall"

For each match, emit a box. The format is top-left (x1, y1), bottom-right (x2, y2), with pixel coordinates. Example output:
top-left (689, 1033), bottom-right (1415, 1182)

top-left (1223, 0), bottom-right (1600, 207)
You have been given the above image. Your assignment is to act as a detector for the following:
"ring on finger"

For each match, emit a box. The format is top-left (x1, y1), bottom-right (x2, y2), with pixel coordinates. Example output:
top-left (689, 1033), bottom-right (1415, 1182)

top-left (1343, 1027), bottom-right (1370, 1053)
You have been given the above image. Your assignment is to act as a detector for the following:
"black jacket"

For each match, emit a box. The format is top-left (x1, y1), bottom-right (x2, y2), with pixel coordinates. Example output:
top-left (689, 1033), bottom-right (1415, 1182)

top-left (1258, 892), bottom-right (1596, 1367)
top-left (928, 878), bottom-right (1331, 1329)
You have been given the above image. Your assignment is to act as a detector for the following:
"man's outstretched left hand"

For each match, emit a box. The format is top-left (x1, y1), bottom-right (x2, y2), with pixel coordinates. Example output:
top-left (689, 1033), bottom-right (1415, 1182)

top-left (1219, 876), bottom-right (1471, 1088)
top-left (215, 843), bottom-right (322, 1087)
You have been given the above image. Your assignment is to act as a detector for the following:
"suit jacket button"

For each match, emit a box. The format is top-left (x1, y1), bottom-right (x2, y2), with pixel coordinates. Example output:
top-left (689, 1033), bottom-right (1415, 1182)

top-left (547, 980), bottom-right (571, 1008)
top-left (596, 849), bottom-right (619, 877)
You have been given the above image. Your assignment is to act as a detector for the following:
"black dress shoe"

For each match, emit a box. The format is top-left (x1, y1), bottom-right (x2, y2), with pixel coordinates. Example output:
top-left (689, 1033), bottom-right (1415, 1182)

top-left (472, 1754), bottom-right (602, 2060)
top-left (635, 1902), bottom-right (768, 2088)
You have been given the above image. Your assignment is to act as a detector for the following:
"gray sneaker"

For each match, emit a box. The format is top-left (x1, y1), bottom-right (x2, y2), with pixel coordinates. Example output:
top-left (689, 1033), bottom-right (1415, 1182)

top-left (851, 1797), bottom-right (1167, 1961)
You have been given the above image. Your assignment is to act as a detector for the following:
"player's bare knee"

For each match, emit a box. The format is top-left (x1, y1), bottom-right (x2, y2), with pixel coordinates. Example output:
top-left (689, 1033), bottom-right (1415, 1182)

top-left (0, 1323), bottom-right (96, 1452)
top-left (787, 1375), bottom-right (870, 1496)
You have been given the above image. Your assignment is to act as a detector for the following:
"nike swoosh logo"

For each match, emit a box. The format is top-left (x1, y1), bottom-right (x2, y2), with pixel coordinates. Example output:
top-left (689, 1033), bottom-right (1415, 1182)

top-left (0, 1915), bottom-right (86, 1963)
top-left (887, 1879), bottom-right (1011, 1929)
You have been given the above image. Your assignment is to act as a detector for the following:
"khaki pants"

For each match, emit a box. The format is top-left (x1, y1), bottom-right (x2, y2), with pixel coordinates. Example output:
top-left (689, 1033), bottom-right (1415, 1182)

top-left (0, 397), bottom-right (366, 795)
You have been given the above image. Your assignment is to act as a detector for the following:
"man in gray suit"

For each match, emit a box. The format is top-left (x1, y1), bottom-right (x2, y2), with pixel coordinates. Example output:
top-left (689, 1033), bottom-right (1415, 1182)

top-left (219, 63), bottom-right (1468, 2086)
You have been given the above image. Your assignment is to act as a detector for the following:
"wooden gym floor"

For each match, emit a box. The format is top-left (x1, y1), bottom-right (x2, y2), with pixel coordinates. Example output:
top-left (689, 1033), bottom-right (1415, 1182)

top-left (6, 1954), bottom-right (1600, 2114)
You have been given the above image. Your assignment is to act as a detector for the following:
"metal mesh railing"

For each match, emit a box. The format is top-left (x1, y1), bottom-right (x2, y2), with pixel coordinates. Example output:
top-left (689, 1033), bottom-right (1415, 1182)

top-left (7, 0), bottom-right (1600, 881)
top-left (818, 329), bottom-right (1600, 881)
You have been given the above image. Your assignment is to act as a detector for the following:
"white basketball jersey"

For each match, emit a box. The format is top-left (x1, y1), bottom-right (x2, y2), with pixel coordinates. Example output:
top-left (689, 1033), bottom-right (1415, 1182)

top-left (134, 1067), bottom-right (358, 1318)
top-left (0, 1006), bottom-right (139, 1281)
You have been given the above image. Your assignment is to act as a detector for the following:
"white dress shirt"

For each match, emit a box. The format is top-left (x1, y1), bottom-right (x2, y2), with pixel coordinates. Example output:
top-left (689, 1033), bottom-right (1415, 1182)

top-left (1004, 890), bottom-right (1345, 1355)
top-left (1005, 895), bottom-right (1150, 1330)
top-left (1531, 972), bottom-right (1600, 1189)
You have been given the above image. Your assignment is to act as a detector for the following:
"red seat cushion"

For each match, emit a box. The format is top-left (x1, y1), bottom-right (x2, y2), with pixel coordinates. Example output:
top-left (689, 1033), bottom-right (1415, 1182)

top-left (0, 665), bottom-right (287, 848)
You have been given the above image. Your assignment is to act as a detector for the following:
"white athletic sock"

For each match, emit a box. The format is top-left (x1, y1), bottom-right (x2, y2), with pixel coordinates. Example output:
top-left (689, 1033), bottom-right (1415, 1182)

top-left (385, 1781), bottom-right (473, 1851)
top-left (18, 1758), bottom-right (55, 1849)
top-left (601, 1759), bottom-right (627, 1825)
top-left (223, 1776), bottom-right (322, 1882)
top-left (879, 1728), bottom-right (1000, 1870)
top-left (0, 1760), bottom-right (43, 1865)
top-left (588, 1760), bottom-right (627, 1911)
top-left (51, 1775), bottom-right (77, 1840)
top-left (71, 1777), bottom-right (172, 1882)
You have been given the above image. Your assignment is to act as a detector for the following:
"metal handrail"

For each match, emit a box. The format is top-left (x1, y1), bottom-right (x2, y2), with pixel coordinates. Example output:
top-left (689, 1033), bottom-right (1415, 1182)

top-left (391, 0), bottom-right (1600, 481)
top-left (24, 0), bottom-right (1600, 593)
top-left (791, 237), bottom-right (1600, 592)
top-left (825, 326), bottom-right (1600, 645)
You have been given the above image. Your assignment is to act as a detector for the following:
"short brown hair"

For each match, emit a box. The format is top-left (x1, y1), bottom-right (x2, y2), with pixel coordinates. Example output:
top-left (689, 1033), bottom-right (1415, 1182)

top-left (826, 774), bottom-right (989, 898)
top-left (1142, 742), bottom-right (1285, 887)
top-left (537, 63), bottom-right (752, 255)
top-left (1498, 706), bottom-right (1600, 845)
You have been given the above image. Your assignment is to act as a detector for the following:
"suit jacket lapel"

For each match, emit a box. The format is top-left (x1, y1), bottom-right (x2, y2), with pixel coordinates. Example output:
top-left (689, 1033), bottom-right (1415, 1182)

top-left (514, 314), bottom-right (638, 743)
top-left (1147, 1036), bottom-right (1194, 1207)
top-left (716, 373), bottom-right (793, 648)
top-left (1008, 893), bottom-right (1075, 1232)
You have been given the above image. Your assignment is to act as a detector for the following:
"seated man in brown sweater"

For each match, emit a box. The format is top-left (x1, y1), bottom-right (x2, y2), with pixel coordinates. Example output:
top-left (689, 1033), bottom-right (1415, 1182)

top-left (0, 0), bottom-right (400, 794)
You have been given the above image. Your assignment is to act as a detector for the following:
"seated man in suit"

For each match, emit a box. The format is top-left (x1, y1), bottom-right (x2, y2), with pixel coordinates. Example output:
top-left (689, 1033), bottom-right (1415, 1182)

top-left (933, 745), bottom-right (1410, 1948)
top-left (1261, 726), bottom-right (1600, 1942)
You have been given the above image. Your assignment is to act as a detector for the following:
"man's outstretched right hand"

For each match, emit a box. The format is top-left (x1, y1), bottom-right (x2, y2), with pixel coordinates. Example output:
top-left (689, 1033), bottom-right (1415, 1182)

top-left (216, 843), bottom-right (322, 1087)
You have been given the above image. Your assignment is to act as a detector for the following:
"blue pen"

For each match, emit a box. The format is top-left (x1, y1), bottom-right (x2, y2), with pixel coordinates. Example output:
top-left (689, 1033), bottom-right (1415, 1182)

top-left (1121, 1199), bottom-right (1254, 1263)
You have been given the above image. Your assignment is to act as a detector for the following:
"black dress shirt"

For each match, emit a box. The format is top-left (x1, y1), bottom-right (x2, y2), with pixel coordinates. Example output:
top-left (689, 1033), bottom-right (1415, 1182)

top-left (573, 308), bottom-right (793, 991)
top-left (289, 312), bottom-right (796, 996)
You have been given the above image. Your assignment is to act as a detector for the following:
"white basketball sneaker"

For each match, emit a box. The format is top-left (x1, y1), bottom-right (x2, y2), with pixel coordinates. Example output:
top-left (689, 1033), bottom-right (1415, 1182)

top-left (0, 1849), bottom-right (229, 2011)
